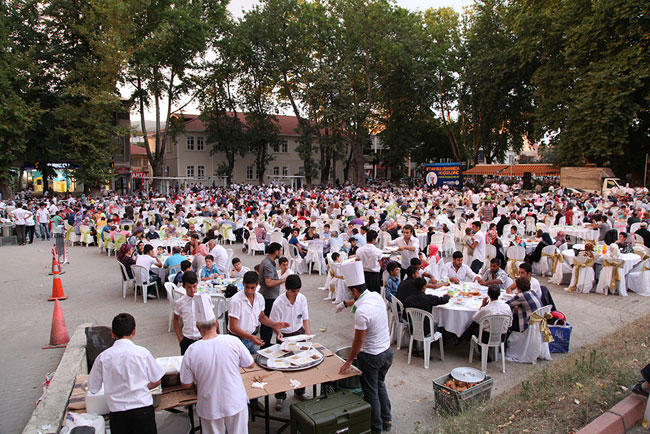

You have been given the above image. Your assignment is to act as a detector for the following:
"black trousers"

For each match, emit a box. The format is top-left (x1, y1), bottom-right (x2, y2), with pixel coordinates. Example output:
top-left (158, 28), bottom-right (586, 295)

top-left (364, 271), bottom-right (381, 293)
top-left (260, 297), bottom-right (275, 348)
top-left (109, 405), bottom-right (157, 434)
top-left (180, 336), bottom-right (199, 355)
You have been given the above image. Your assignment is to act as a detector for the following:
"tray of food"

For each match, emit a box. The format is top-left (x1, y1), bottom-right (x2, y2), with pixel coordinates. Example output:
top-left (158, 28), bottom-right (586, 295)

top-left (256, 347), bottom-right (324, 371)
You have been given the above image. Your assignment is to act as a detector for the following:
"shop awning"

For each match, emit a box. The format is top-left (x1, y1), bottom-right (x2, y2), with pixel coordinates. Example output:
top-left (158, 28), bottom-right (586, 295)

top-left (464, 164), bottom-right (560, 177)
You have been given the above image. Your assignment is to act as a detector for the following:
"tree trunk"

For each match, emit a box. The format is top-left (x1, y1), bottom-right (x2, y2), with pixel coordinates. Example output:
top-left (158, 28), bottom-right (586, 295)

top-left (0, 176), bottom-right (12, 200)
top-left (351, 138), bottom-right (365, 186)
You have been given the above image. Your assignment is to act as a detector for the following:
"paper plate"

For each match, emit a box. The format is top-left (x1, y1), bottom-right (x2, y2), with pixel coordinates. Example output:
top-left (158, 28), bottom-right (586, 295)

top-left (450, 367), bottom-right (485, 383)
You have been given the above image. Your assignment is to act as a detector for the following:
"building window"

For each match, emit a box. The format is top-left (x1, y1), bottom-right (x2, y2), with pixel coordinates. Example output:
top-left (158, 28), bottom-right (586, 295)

top-left (187, 166), bottom-right (194, 177)
top-left (187, 136), bottom-right (194, 151)
top-left (246, 166), bottom-right (255, 180)
top-left (273, 167), bottom-right (279, 176)
top-left (298, 166), bottom-right (304, 176)
top-left (282, 166), bottom-right (288, 176)
top-left (280, 140), bottom-right (288, 153)
top-left (197, 136), bottom-right (204, 151)
top-left (197, 165), bottom-right (205, 179)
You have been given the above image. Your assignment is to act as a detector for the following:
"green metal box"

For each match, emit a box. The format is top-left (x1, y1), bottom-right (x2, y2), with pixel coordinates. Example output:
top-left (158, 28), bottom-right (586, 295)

top-left (290, 391), bottom-right (371, 434)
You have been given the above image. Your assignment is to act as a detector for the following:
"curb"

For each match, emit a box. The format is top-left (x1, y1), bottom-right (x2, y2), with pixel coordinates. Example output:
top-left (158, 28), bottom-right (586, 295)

top-left (22, 323), bottom-right (91, 434)
top-left (576, 394), bottom-right (648, 434)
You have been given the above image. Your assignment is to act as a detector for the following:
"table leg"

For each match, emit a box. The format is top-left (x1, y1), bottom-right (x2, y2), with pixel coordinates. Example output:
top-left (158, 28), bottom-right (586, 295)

top-left (265, 395), bottom-right (270, 434)
top-left (188, 404), bottom-right (195, 432)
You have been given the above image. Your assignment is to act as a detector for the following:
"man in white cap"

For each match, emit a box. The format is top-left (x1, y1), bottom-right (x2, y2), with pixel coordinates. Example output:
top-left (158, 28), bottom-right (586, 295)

top-left (180, 294), bottom-right (255, 434)
top-left (338, 261), bottom-right (393, 434)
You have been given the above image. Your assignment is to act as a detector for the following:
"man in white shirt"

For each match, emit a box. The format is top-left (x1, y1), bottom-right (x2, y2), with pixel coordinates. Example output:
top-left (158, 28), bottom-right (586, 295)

top-left (173, 271), bottom-right (204, 354)
top-left (440, 251), bottom-right (481, 283)
top-left (269, 275), bottom-right (310, 409)
top-left (87, 313), bottom-right (164, 434)
top-left (463, 284), bottom-right (513, 341)
top-left (36, 203), bottom-right (51, 241)
top-left (389, 224), bottom-right (419, 278)
top-left (135, 244), bottom-right (162, 299)
top-left (228, 271), bottom-right (289, 354)
top-left (506, 262), bottom-right (543, 300)
top-left (207, 240), bottom-right (229, 273)
top-left (338, 262), bottom-right (393, 434)
top-left (10, 203), bottom-right (32, 246)
top-left (180, 301), bottom-right (254, 434)
top-left (355, 230), bottom-right (383, 293)
top-left (469, 221), bottom-right (486, 274)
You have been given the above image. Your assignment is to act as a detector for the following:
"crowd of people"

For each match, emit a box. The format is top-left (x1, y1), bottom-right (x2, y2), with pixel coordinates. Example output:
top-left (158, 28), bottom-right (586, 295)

top-left (5, 179), bottom-right (650, 434)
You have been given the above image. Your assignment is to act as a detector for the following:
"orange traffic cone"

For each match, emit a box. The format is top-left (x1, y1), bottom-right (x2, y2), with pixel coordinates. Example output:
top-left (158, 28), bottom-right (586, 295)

top-left (48, 258), bottom-right (67, 301)
top-left (49, 246), bottom-right (64, 275)
top-left (42, 299), bottom-right (70, 349)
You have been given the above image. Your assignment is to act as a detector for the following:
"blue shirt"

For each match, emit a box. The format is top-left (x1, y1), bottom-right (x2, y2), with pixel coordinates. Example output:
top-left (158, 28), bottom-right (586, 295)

top-left (164, 253), bottom-right (187, 268)
top-left (354, 233), bottom-right (366, 247)
top-left (200, 264), bottom-right (221, 279)
top-left (385, 276), bottom-right (400, 302)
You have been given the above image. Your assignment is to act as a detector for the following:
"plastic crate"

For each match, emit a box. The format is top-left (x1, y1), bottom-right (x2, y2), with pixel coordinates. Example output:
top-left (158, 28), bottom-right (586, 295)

top-left (432, 374), bottom-right (493, 415)
top-left (549, 323), bottom-right (572, 353)
top-left (290, 391), bottom-right (371, 434)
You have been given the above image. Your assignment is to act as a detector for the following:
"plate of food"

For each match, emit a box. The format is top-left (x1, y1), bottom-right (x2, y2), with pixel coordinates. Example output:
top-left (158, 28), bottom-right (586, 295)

top-left (280, 341), bottom-right (313, 352)
top-left (256, 348), bottom-right (324, 371)
top-left (257, 344), bottom-right (286, 359)
top-left (281, 334), bottom-right (315, 343)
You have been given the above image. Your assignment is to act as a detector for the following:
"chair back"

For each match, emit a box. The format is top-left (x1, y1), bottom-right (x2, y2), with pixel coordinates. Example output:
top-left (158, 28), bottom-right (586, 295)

top-left (477, 314), bottom-right (511, 346)
top-left (164, 282), bottom-right (177, 303)
top-left (173, 286), bottom-right (187, 298)
top-left (130, 264), bottom-right (148, 286)
top-left (213, 295), bottom-right (227, 321)
top-left (506, 245), bottom-right (525, 261)
top-left (118, 262), bottom-right (131, 282)
top-left (288, 244), bottom-right (300, 260)
top-left (168, 263), bottom-right (181, 275)
top-left (541, 244), bottom-right (556, 256)
top-left (168, 272), bottom-right (177, 283)
top-left (486, 244), bottom-right (497, 261)
top-left (630, 222), bottom-right (641, 235)
top-left (430, 232), bottom-right (444, 248)
top-left (405, 308), bottom-right (434, 341)
top-left (390, 297), bottom-right (406, 324)
top-left (634, 234), bottom-right (645, 245)
top-left (269, 231), bottom-right (284, 244)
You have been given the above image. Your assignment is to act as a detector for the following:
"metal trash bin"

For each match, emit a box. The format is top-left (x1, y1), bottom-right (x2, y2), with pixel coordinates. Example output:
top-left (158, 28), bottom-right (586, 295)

top-left (335, 346), bottom-right (362, 391)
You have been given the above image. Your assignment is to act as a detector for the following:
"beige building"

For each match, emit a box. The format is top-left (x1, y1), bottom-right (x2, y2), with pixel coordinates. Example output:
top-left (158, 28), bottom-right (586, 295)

top-left (147, 113), bottom-right (345, 187)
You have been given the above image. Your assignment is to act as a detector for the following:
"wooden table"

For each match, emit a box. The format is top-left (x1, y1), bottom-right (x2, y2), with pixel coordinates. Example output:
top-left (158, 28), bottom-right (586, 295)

top-left (69, 344), bottom-right (360, 434)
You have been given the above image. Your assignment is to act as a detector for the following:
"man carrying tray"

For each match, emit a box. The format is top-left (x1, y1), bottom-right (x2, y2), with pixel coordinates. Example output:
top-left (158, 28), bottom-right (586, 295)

top-left (181, 294), bottom-right (255, 434)
top-left (269, 274), bottom-right (311, 410)
top-left (338, 261), bottom-right (393, 434)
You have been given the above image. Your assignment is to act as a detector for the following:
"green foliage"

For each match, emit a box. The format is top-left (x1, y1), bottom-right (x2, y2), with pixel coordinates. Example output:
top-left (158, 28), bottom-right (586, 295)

top-left (510, 0), bottom-right (650, 168)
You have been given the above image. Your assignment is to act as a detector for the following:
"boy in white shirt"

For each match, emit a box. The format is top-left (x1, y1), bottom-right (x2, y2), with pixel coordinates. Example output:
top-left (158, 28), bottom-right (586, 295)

top-left (87, 313), bottom-right (164, 434)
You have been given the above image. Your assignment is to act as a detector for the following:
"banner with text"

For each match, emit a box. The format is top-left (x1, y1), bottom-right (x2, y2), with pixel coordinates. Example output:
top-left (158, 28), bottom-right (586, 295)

top-left (424, 163), bottom-right (462, 188)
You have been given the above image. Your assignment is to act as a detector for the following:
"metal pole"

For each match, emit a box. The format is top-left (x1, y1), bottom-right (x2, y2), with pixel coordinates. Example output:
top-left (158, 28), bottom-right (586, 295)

top-left (645, 153), bottom-right (648, 188)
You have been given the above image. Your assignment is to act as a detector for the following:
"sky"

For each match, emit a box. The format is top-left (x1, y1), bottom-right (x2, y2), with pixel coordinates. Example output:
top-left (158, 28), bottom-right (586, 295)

top-left (131, 0), bottom-right (474, 122)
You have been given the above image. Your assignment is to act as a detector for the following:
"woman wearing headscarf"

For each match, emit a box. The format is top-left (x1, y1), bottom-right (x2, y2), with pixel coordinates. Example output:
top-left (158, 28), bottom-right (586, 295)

top-left (526, 232), bottom-right (554, 265)
top-left (117, 244), bottom-right (136, 278)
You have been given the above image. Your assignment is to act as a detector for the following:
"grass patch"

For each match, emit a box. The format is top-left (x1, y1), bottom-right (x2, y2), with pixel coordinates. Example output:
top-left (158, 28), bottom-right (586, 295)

top-left (428, 315), bottom-right (649, 434)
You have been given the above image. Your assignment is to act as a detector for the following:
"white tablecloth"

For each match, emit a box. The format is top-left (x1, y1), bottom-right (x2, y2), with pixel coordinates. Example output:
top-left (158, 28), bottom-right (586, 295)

top-left (416, 233), bottom-right (428, 250)
top-left (549, 226), bottom-right (596, 241)
top-left (425, 284), bottom-right (488, 337)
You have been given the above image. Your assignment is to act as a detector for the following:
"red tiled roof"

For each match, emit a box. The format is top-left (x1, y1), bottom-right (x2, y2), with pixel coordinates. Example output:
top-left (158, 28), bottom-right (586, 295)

top-left (173, 113), bottom-right (302, 136)
top-left (130, 145), bottom-right (147, 155)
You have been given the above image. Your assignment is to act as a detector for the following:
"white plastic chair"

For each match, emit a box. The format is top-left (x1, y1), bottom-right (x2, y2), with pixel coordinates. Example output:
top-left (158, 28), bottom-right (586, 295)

top-left (506, 305), bottom-right (552, 364)
top-left (627, 258), bottom-right (650, 296)
top-left (442, 232), bottom-right (455, 257)
top-left (405, 308), bottom-right (444, 369)
top-left (595, 257), bottom-right (626, 296)
top-left (269, 231), bottom-right (284, 245)
top-left (287, 244), bottom-right (307, 274)
top-left (164, 282), bottom-right (181, 332)
top-left (168, 272), bottom-right (177, 283)
top-left (130, 264), bottom-right (159, 304)
top-left (212, 294), bottom-right (228, 334)
top-left (225, 248), bottom-right (234, 278)
top-left (430, 232), bottom-right (444, 251)
top-left (630, 222), bottom-right (641, 235)
top-left (469, 314), bottom-right (510, 374)
top-left (248, 231), bottom-right (266, 256)
top-left (220, 224), bottom-right (236, 244)
top-left (118, 262), bottom-right (135, 298)
top-left (389, 297), bottom-right (408, 350)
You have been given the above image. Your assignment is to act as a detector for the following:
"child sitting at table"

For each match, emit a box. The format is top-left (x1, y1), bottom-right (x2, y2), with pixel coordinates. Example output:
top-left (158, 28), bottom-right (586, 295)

top-left (230, 257), bottom-right (250, 278)
top-left (384, 261), bottom-right (400, 302)
top-left (155, 245), bottom-right (166, 258)
top-left (200, 255), bottom-right (224, 281)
